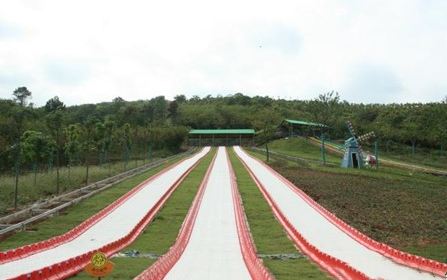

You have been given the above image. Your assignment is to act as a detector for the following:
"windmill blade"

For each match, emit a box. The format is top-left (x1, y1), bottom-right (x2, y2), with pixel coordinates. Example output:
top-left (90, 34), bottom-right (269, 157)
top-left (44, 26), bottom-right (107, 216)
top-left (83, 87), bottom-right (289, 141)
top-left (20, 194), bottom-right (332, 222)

top-left (358, 131), bottom-right (375, 142)
top-left (347, 121), bottom-right (357, 137)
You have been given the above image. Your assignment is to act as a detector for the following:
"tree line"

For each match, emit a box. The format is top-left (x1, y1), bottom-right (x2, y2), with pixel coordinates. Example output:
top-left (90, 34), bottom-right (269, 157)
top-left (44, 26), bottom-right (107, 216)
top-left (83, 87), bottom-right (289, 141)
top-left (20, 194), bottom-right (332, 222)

top-left (1, 88), bottom-right (446, 176)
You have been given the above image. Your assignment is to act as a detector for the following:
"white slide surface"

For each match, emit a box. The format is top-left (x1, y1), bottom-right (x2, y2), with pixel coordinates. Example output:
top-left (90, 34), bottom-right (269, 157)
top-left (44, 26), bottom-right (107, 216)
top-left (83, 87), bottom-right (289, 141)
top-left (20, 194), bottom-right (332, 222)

top-left (165, 147), bottom-right (251, 280)
top-left (0, 147), bottom-right (210, 279)
top-left (235, 146), bottom-right (442, 280)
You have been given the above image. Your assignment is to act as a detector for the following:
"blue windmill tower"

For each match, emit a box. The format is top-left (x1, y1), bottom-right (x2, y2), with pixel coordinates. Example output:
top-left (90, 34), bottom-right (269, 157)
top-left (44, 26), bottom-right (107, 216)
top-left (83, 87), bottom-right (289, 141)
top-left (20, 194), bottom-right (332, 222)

top-left (341, 121), bottom-right (375, 168)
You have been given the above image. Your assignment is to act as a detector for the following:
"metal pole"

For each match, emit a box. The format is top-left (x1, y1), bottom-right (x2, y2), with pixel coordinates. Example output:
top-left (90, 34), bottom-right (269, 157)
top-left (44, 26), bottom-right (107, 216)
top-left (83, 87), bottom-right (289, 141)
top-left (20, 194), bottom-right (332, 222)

top-left (375, 140), bottom-right (379, 168)
top-left (321, 134), bottom-right (326, 165)
top-left (14, 142), bottom-right (20, 209)
top-left (266, 143), bottom-right (269, 162)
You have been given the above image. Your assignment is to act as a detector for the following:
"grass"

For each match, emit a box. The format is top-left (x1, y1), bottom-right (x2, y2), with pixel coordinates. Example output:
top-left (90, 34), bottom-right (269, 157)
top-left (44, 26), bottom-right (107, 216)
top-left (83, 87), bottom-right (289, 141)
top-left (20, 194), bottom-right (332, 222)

top-left (250, 138), bottom-right (447, 263)
top-left (71, 148), bottom-right (216, 279)
top-left (228, 148), bottom-right (330, 280)
top-left (0, 154), bottom-right (175, 214)
top-left (0, 155), bottom-right (184, 250)
top-left (267, 138), bottom-right (340, 165)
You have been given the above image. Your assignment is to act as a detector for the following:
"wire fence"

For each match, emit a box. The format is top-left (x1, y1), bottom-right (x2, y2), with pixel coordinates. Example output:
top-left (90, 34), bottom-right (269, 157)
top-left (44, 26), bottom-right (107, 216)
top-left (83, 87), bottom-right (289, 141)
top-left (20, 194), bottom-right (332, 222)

top-left (0, 147), bottom-right (177, 214)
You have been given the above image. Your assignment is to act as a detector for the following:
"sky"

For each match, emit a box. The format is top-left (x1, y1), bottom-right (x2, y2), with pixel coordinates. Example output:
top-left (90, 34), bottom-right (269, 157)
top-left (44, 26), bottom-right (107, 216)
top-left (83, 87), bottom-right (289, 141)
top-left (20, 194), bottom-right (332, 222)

top-left (0, 0), bottom-right (446, 106)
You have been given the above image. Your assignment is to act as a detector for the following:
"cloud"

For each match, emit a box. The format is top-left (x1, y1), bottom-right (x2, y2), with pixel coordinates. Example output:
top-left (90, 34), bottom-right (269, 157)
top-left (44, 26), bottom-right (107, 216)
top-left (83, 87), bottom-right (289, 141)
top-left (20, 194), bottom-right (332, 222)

top-left (342, 64), bottom-right (403, 103)
top-left (44, 60), bottom-right (90, 86)
top-left (0, 0), bottom-right (446, 105)
top-left (0, 20), bottom-right (23, 39)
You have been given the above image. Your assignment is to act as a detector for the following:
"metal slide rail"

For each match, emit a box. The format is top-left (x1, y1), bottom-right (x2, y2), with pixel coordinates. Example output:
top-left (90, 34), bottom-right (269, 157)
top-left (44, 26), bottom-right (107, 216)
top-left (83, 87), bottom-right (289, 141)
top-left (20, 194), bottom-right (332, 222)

top-left (238, 147), bottom-right (447, 278)
top-left (0, 150), bottom-right (195, 238)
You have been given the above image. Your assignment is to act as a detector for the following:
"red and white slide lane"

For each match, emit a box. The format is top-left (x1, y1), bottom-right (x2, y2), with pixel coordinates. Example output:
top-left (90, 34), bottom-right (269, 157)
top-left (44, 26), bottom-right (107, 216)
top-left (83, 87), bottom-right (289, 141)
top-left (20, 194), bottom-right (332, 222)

top-left (0, 147), bottom-right (210, 280)
top-left (136, 147), bottom-right (272, 280)
top-left (234, 146), bottom-right (447, 280)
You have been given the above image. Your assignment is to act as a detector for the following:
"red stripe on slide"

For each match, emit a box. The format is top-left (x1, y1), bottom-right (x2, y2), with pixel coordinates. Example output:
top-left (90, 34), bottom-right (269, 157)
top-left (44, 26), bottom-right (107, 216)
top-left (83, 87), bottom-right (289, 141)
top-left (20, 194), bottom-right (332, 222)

top-left (9, 149), bottom-right (208, 280)
top-left (239, 147), bottom-right (447, 278)
top-left (226, 148), bottom-right (274, 280)
top-left (135, 149), bottom-right (217, 280)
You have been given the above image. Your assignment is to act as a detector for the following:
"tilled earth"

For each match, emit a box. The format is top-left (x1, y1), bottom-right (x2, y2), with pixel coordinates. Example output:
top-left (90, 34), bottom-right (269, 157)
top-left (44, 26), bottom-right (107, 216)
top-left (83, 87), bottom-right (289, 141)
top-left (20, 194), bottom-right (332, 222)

top-left (269, 161), bottom-right (447, 263)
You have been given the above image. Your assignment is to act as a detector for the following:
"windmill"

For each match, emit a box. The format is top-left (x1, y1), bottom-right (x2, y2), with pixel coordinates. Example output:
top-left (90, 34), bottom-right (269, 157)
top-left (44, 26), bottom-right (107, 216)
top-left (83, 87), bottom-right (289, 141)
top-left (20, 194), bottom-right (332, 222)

top-left (341, 121), bottom-right (375, 168)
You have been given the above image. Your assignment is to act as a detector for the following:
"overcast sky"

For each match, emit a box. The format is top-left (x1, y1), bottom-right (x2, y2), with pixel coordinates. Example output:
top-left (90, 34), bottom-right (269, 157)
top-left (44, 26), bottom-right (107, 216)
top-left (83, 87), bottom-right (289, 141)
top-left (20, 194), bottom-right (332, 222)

top-left (0, 0), bottom-right (446, 106)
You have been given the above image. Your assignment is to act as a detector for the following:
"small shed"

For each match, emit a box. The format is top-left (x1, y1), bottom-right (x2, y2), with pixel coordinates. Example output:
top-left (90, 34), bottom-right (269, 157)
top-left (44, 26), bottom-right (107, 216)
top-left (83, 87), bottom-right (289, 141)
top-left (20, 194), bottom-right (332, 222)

top-left (188, 129), bottom-right (255, 146)
top-left (278, 119), bottom-right (328, 138)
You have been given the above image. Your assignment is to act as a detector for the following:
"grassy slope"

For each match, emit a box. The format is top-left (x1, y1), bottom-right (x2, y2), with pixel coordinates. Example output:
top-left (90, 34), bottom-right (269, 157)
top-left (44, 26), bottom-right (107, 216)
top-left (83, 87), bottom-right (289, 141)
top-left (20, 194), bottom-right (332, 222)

top-left (228, 148), bottom-right (330, 280)
top-left (252, 138), bottom-right (447, 263)
top-left (268, 138), bottom-right (340, 165)
top-left (72, 148), bottom-right (216, 279)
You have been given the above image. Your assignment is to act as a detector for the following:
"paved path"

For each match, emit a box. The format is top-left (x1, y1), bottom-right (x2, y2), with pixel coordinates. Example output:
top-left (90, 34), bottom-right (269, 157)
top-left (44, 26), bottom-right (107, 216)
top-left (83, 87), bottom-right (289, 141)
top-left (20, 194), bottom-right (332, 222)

top-left (165, 147), bottom-right (251, 280)
top-left (235, 146), bottom-right (443, 280)
top-left (0, 148), bottom-right (210, 279)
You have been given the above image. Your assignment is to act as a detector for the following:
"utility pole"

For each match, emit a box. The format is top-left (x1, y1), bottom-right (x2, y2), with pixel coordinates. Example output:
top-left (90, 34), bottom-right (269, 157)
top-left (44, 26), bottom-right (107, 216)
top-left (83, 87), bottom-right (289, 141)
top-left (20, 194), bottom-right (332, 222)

top-left (321, 134), bottom-right (326, 165)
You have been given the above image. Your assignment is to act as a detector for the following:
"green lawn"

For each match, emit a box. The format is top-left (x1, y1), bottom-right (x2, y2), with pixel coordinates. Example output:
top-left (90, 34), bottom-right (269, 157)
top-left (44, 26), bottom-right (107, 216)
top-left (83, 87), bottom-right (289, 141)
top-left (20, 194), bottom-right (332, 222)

top-left (228, 148), bottom-right (330, 280)
top-left (71, 148), bottom-right (216, 279)
top-left (249, 140), bottom-right (447, 263)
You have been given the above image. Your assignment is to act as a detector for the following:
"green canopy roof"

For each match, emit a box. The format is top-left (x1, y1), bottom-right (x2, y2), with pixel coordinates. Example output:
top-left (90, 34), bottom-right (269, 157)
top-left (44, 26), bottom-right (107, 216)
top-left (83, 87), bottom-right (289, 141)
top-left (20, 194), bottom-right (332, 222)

top-left (283, 119), bottom-right (328, 128)
top-left (189, 129), bottom-right (255, 135)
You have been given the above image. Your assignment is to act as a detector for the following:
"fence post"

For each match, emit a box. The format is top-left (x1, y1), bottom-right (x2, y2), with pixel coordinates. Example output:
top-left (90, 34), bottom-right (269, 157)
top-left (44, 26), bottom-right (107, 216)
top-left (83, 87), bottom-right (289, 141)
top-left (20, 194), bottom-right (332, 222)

top-left (14, 142), bottom-right (20, 209)
top-left (375, 140), bottom-right (379, 169)
top-left (266, 144), bottom-right (270, 162)
top-left (320, 134), bottom-right (326, 165)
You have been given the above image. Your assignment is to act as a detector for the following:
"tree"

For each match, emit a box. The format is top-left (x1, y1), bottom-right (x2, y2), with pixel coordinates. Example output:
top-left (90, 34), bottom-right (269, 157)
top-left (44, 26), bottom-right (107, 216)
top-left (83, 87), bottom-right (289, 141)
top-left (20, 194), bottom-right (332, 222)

top-left (81, 118), bottom-right (99, 185)
top-left (308, 91), bottom-right (341, 127)
top-left (103, 119), bottom-right (116, 169)
top-left (152, 96), bottom-right (167, 121)
top-left (119, 123), bottom-right (132, 170)
top-left (168, 101), bottom-right (179, 123)
top-left (13, 87), bottom-right (32, 107)
top-left (64, 124), bottom-right (82, 184)
top-left (12, 87), bottom-right (32, 208)
top-left (45, 97), bottom-right (66, 193)
top-left (45, 96), bottom-right (65, 112)
top-left (21, 130), bottom-right (53, 186)
top-left (174, 94), bottom-right (187, 103)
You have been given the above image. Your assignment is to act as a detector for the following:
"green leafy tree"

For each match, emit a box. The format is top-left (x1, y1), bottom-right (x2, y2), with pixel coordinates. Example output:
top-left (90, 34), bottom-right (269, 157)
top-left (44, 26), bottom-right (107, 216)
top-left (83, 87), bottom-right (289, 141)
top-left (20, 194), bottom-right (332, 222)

top-left (64, 124), bottom-right (82, 184)
top-left (81, 118), bottom-right (99, 185)
top-left (12, 87), bottom-right (32, 208)
top-left (45, 97), bottom-right (66, 193)
top-left (21, 130), bottom-right (53, 186)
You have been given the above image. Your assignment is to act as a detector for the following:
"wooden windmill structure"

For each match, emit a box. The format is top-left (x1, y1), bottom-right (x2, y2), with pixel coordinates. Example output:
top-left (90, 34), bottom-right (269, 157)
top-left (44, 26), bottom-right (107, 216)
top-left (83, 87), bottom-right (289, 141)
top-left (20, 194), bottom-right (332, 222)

top-left (341, 121), bottom-right (375, 168)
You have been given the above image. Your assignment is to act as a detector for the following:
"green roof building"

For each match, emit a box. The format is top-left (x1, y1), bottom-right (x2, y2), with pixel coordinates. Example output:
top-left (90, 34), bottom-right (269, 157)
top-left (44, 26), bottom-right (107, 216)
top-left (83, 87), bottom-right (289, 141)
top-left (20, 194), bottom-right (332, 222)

top-left (278, 119), bottom-right (328, 138)
top-left (188, 129), bottom-right (255, 146)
